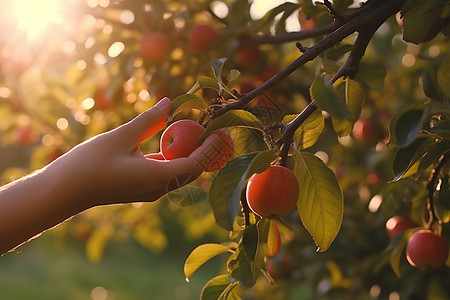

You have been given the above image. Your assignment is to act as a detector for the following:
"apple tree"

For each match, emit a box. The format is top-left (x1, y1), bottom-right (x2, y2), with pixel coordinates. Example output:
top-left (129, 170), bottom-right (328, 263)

top-left (0, 0), bottom-right (449, 299)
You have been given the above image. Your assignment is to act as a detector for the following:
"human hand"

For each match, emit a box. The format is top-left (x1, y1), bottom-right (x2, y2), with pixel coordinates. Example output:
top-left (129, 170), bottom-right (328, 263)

top-left (48, 97), bottom-right (225, 208)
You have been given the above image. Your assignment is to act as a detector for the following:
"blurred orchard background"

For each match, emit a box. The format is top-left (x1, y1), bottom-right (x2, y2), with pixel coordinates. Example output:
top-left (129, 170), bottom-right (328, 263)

top-left (0, 0), bottom-right (449, 299)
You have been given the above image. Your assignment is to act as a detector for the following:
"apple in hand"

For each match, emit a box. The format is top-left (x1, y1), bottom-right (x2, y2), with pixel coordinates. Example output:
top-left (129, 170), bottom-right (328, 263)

top-left (160, 119), bottom-right (205, 160)
top-left (160, 119), bottom-right (234, 172)
top-left (246, 165), bottom-right (299, 218)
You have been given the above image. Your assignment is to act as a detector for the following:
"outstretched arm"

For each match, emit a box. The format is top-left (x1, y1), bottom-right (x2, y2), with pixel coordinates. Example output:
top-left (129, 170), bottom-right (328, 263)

top-left (0, 97), bottom-right (224, 255)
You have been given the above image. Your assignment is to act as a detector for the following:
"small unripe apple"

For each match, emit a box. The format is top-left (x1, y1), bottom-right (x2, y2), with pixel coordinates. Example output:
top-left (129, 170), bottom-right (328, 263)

top-left (385, 215), bottom-right (415, 239)
top-left (406, 229), bottom-right (449, 269)
top-left (140, 32), bottom-right (170, 62)
top-left (188, 24), bottom-right (219, 53)
top-left (160, 119), bottom-right (205, 160)
top-left (246, 165), bottom-right (299, 218)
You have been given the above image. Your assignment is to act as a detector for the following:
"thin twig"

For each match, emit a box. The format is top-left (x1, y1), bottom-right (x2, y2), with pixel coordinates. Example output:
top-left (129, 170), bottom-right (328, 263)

top-left (213, 0), bottom-right (405, 120)
top-left (425, 152), bottom-right (449, 232)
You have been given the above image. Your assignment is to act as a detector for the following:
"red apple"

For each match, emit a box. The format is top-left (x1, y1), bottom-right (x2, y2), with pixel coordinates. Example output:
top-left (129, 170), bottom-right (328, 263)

top-left (352, 119), bottom-right (375, 141)
top-left (188, 24), bottom-right (219, 53)
top-left (160, 119), bottom-right (205, 160)
top-left (203, 129), bottom-right (234, 172)
top-left (246, 165), bottom-right (299, 218)
top-left (160, 119), bottom-right (234, 172)
top-left (235, 45), bottom-right (262, 68)
top-left (385, 215), bottom-right (415, 239)
top-left (406, 229), bottom-right (449, 269)
top-left (140, 32), bottom-right (170, 62)
top-left (94, 87), bottom-right (115, 110)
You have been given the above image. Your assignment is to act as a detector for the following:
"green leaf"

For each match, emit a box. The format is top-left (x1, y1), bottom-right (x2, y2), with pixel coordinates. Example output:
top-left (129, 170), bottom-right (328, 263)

top-left (355, 61), bottom-right (386, 92)
top-left (208, 150), bottom-right (277, 230)
top-left (392, 137), bottom-right (430, 181)
top-left (242, 218), bottom-right (270, 262)
top-left (200, 274), bottom-right (233, 300)
top-left (416, 140), bottom-right (450, 177)
top-left (310, 75), bottom-right (351, 120)
top-left (185, 243), bottom-right (235, 281)
top-left (283, 110), bottom-right (325, 150)
top-left (421, 67), bottom-right (445, 101)
top-left (389, 228), bottom-right (419, 277)
top-left (227, 219), bottom-right (269, 288)
top-left (227, 244), bottom-right (254, 287)
top-left (200, 110), bottom-right (263, 140)
top-left (260, 2), bottom-right (299, 25)
top-left (227, 69), bottom-right (241, 84)
top-left (402, 0), bottom-right (446, 44)
top-left (242, 224), bottom-right (258, 262)
top-left (437, 55), bottom-right (450, 98)
top-left (171, 94), bottom-right (207, 116)
top-left (294, 151), bottom-right (344, 252)
top-left (388, 105), bottom-right (427, 148)
top-left (209, 58), bottom-right (236, 97)
top-left (211, 57), bottom-right (227, 82)
top-left (187, 76), bottom-right (220, 94)
top-left (331, 78), bottom-right (365, 137)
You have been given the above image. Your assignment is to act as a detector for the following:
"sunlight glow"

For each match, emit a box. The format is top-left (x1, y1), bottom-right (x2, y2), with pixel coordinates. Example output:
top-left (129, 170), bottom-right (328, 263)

top-left (250, 0), bottom-right (300, 32)
top-left (13, 0), bottom-right (64, 41)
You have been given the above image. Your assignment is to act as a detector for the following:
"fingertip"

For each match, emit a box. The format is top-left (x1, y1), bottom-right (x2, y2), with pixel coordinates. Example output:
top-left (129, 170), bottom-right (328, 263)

top-left (153, 97), bottom-right (172, 111)
top-left (188, 133), bottom-right (224, 171)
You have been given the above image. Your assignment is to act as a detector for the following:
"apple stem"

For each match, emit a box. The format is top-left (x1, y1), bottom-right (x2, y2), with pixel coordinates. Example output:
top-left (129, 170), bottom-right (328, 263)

top-left (425, 152), bottom-right (449, 233)
top-left (241, 187), bottom-right (251, 227)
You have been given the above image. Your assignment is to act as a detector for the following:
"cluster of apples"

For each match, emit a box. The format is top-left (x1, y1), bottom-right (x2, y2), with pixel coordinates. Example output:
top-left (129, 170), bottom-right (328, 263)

top-left (139, 23), bottom-right (220, 63)
top-left (138, 22), bottom-right (266, 70)
top-left (159, 118), bottom-right (299, 235)
top-left (386, 215), bottom-right (449, 269)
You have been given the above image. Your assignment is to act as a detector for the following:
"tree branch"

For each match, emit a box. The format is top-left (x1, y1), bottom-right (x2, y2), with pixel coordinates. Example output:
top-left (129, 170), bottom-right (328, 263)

top-left (278, 101), bottom-right (318, 166)
top-left (426, 152), bottom-right (449, 232)
top-left (213, 0), bottom-right (405, 120)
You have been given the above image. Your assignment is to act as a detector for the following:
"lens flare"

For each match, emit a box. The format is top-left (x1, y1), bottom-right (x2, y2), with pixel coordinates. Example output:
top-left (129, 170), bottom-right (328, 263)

top-left (13, 0), bottom-right (64, 41)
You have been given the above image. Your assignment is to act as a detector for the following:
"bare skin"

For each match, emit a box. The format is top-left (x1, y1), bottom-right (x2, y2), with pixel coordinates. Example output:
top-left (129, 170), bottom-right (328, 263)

top-left (0, 97), bottom-right (225, 255)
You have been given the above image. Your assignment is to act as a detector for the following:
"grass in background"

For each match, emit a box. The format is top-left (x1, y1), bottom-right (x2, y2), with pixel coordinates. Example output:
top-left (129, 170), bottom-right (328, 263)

top-left (0, 232), bottom-right (222, 300)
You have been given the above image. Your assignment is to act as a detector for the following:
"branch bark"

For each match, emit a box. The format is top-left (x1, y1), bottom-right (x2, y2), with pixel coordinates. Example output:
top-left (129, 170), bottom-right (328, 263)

top-left (213, 0), bottom-right (406, 120)
top-left (213, 0), bottom-right (406, 166)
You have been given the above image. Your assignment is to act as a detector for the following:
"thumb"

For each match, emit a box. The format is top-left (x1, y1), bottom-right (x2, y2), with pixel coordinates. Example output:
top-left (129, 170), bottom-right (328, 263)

top-left (118, 97), bottom-right (172, 145)
top-left (158, 133), bottom-right (225, 193)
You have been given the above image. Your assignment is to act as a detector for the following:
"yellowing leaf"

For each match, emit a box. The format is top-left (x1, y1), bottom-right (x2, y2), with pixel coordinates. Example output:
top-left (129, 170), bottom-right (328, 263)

top-left (184, 243), bottom-right (235, 281)
top-left (294, 150), bottom-right (343, 252)
top-left (200, 110), bottom-right (263, 140)
top-left (331, 78), bottom-right (365, 137)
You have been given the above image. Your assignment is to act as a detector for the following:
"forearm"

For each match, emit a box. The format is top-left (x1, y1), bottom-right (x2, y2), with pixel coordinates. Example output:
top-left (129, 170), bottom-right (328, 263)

top-left (0, 165), bottom-right (87, 255)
